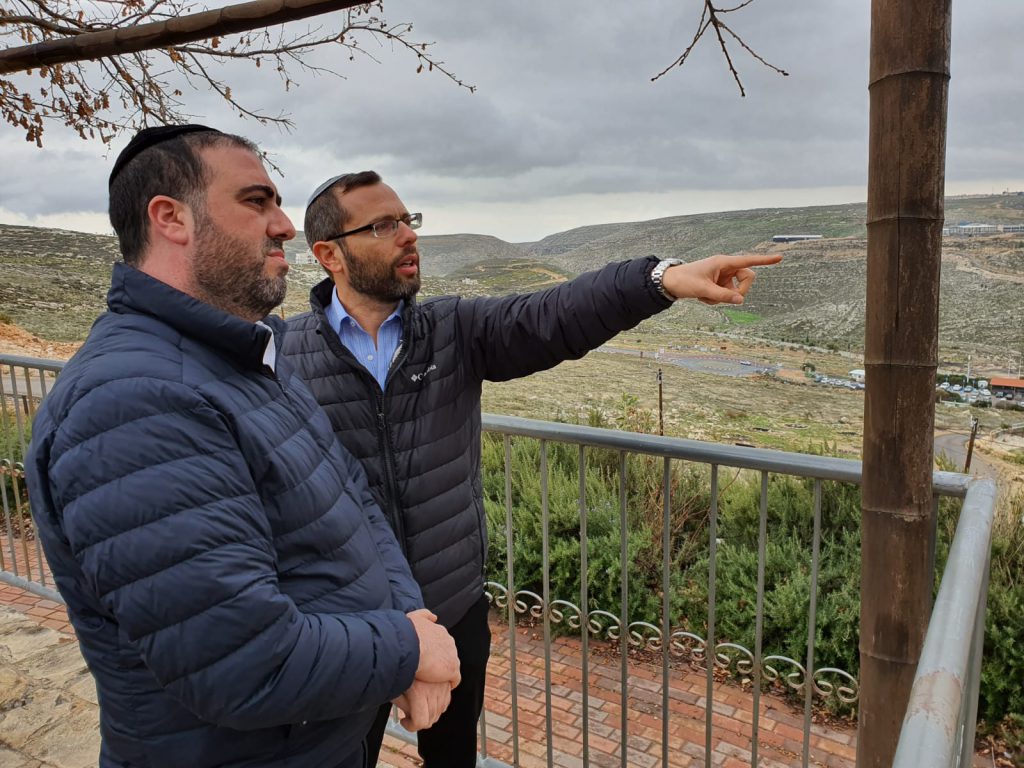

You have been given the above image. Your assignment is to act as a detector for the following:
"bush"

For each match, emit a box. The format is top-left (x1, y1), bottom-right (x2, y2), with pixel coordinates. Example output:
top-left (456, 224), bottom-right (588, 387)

top-left (672, 474), bottom-right (863, 711)
top-left (483, 414), bottom-right (867, 713)
top-left (483, 421), bottom-right (708, 627)
top-left (482, 401), bottom-right (1024, 726)
top-left (1, 410), bottom-right (33, 539)
top-left (978, 490), bottom-right (1024, 754)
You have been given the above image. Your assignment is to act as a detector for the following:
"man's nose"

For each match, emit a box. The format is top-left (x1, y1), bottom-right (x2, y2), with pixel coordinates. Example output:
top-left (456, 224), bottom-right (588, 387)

top-left (270, 207), bottom-right (297, 242)
top-left (396, 220), bottom-right (418, 246)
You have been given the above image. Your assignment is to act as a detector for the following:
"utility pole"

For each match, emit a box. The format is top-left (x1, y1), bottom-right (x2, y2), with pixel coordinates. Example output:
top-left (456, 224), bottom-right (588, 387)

top-left (964, 417), bottom-right (979, 474)
top-left (859, 1), bottom-right (951, 765)
top-left (657, 368), bottom-right (664, 436)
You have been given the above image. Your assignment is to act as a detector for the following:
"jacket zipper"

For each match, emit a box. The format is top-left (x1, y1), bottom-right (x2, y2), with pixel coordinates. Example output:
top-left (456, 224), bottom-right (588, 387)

top-left (315, 299), bottom-right (412, 555)
top-left (377, 340), bottom-right (409, 554)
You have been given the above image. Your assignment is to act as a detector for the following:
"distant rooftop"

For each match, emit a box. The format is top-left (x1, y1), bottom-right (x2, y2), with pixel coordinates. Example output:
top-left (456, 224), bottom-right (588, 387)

top-left (772, 234), bottom-right (823, 243)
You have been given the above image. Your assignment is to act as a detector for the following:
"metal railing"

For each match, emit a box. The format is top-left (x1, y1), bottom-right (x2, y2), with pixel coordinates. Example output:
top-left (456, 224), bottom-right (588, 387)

top-left (0, 353), bottom-right (999, 767)
top-left (1, 354), bottom-right (63, 598)
top-left (893, 477), bottom-right (997, 768)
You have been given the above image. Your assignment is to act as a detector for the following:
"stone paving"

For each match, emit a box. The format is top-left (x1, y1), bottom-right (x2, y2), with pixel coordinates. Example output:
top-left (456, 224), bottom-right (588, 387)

top-left (0, 578), bottom-right (872, 768)
top-left (0, 576), bottom-right (997, 768)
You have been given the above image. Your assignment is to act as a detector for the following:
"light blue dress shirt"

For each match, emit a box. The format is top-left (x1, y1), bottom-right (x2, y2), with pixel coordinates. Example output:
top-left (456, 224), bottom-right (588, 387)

top-left (325, 289), bottom-right (403, 390)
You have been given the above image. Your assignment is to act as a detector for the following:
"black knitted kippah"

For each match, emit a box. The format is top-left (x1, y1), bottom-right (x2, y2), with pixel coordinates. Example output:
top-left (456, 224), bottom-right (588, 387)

top-left (108, 124), bottom-right (221, 188)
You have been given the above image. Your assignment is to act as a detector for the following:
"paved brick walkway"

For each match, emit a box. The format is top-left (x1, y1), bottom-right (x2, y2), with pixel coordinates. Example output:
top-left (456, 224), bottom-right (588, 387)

top-left (1, 579), bottom-right (869, 768)
top-left (1, 576), bottom-right (998, 768)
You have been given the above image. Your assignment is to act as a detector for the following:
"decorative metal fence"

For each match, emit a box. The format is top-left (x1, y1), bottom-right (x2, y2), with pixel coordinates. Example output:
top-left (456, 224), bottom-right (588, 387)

top-left (1, 353), bottom-right (62, 599)
top-left (0, 353), bottom-right (998, 768)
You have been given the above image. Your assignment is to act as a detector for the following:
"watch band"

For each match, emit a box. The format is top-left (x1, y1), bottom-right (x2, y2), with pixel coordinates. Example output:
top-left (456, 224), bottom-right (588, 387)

top-left (650, 258), bottom-right (684, 301)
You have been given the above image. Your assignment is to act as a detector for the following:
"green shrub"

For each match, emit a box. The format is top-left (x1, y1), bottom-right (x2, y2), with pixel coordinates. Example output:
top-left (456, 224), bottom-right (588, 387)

top-left (0, 410), bottom-right (33, 538)
top-left (482, 404), bottom-right (1024, 730)
top-left (483, 428), bottom-right (706, 627)
top-left (978, 490), bottom-right (1024, 753)
top-left (672, 474), bottom-right (863, 712)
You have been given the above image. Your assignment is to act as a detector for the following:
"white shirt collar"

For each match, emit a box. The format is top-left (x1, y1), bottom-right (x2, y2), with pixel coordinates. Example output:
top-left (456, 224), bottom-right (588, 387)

top-left (255, 321), bottom-right (277, 372)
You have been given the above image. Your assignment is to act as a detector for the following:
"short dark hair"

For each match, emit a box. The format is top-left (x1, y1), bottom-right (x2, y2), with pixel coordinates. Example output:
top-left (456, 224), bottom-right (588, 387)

top-left (303, 171), bottom-right (382, 249)
top-left (108, 130), bottom-right (257, 265)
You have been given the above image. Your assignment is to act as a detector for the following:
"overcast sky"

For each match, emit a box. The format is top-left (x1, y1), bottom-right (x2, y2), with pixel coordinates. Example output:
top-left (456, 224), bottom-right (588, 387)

top-left (1, 0), bottom-right (1022, 244)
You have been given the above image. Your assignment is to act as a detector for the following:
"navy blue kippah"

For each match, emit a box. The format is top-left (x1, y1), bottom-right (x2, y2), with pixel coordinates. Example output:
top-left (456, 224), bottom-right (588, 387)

top-left (108, 124), bottom-right (221, 188)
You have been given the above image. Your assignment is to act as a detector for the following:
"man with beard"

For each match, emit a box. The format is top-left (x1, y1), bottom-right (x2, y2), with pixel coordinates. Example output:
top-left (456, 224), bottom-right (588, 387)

top-left (280, 171), bottom-right (783, 767)
top-left (26, 128), bottom-right (461, 768)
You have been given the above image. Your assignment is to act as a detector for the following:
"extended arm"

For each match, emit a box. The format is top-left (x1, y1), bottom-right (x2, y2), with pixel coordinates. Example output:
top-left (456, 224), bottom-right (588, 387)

top-left (459, 253), bottom-right (780, 382)
top-left (460, 256), bottom-right (669, 382)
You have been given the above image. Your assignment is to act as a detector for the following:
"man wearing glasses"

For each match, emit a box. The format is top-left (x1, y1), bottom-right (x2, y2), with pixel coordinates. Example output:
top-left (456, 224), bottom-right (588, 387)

top-left (281, 171), bottom-right (782, 767)
top-left (27, 136), bottom-right (461, 768)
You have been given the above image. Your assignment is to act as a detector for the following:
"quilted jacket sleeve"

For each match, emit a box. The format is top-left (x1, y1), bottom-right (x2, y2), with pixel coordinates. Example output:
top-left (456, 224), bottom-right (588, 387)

top-left (43, 376), bottom-right (419, 730)
top-left (336, 445), bottom-right (424, 613)
top-left (458, 256), bottom-right (671, 382)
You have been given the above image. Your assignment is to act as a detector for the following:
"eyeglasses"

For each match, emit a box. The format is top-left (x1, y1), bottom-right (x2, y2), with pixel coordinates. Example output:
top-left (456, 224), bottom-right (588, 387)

top-left (327, 212), bottom-right (422, 241)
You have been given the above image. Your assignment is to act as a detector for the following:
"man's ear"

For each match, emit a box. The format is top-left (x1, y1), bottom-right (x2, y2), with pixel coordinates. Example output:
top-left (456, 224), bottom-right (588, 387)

top-left (312, 240), bottom-right (345, 275)
top-left (147, 195), bottom-right (191, 247)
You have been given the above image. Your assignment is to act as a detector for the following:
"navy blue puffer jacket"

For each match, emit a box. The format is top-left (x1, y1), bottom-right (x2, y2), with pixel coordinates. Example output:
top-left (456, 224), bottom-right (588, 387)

top-left (26, 263), bottom-right (423, 768)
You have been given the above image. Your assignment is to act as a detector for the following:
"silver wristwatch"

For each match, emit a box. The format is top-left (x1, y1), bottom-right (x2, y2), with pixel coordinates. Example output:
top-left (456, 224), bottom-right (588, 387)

top-left (650, 258), bottom-right (683, 301)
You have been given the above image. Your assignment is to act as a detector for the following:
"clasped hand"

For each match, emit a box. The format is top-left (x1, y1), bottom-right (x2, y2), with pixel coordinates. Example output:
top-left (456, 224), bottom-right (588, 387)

top-left (394, 608), bottom-right (461, 731)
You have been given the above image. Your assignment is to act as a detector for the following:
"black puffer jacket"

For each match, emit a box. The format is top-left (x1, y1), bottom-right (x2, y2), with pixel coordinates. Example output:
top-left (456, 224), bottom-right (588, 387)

top-left (281, 256), bottom-right (670, 627)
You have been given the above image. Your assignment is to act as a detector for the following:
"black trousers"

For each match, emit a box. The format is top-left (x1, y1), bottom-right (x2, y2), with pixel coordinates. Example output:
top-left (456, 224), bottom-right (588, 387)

top-left (364, 594), bottom-right (491, 767)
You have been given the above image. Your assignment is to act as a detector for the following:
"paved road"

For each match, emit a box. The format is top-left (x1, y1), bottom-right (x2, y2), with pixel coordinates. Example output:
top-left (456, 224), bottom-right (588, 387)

top-left (597, 345), bottom-right (780, 377)
top-left (934, 431), bottom-right (1000, 479)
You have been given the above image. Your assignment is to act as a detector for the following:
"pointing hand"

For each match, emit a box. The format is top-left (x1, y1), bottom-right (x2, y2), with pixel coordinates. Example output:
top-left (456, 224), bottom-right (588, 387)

top-left (660, 253), bottom-right (782, 305)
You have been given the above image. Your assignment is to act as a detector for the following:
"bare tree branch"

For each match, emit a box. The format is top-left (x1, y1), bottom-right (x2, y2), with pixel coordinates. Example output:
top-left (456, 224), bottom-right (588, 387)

top-left (1, 0), bottom-right (369, 72)
top-left (652, 0), bottom-right (788, 96)
top-left (1, 0), bottom-right (473, 146)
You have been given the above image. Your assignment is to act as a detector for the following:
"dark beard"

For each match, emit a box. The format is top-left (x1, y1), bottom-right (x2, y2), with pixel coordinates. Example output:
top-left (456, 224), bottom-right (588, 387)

top-left (192, 215), bottom-right (287, 321)
top-left (343, 246), bottom-right (420, 303)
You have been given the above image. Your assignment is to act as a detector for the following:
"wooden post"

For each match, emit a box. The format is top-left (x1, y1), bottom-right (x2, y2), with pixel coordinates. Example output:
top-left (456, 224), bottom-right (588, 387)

top-left (859, 1), bottom-right (952, 765)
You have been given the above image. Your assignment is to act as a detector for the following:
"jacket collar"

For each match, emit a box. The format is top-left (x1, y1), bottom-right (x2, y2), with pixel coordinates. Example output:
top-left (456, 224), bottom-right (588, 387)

top-left (309, 277), bottom-right (419, 333)
top-left (107, 262), bottom-right (278, 373)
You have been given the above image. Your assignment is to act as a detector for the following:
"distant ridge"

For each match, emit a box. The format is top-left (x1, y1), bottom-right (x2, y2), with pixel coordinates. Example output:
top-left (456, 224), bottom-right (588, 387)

top-left (2, 193), bottom-right (1022, 351)
top-left (416, 234), bottom-right (528, 276)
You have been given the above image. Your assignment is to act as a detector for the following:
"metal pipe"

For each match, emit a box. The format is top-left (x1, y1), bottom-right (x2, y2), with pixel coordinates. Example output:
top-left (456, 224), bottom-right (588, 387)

top-left (892, 478), bottom-right (997, 767)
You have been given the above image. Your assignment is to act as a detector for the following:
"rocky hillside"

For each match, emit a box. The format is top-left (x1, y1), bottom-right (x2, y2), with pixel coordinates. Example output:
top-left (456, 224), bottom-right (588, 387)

top-left (2, 194), bottom-right (1021, 354)
top-left (527, 204), bottom-right (870, 274)
top-left (416, 234), bottom-right (529, 276)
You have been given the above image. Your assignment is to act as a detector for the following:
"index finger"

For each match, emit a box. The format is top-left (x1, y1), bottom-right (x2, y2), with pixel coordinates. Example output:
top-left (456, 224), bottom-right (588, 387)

top-left (726, 252), bottom-right (783, 268)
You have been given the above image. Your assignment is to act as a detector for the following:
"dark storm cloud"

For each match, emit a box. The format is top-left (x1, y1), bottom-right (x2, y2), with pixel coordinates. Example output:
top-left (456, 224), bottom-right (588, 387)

top-left (265, 0), bottom-right (879, 196)
top-left (0, 131), bottom-right (112, 214)
top-left (1, 0), bottom-right (1021, 236)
